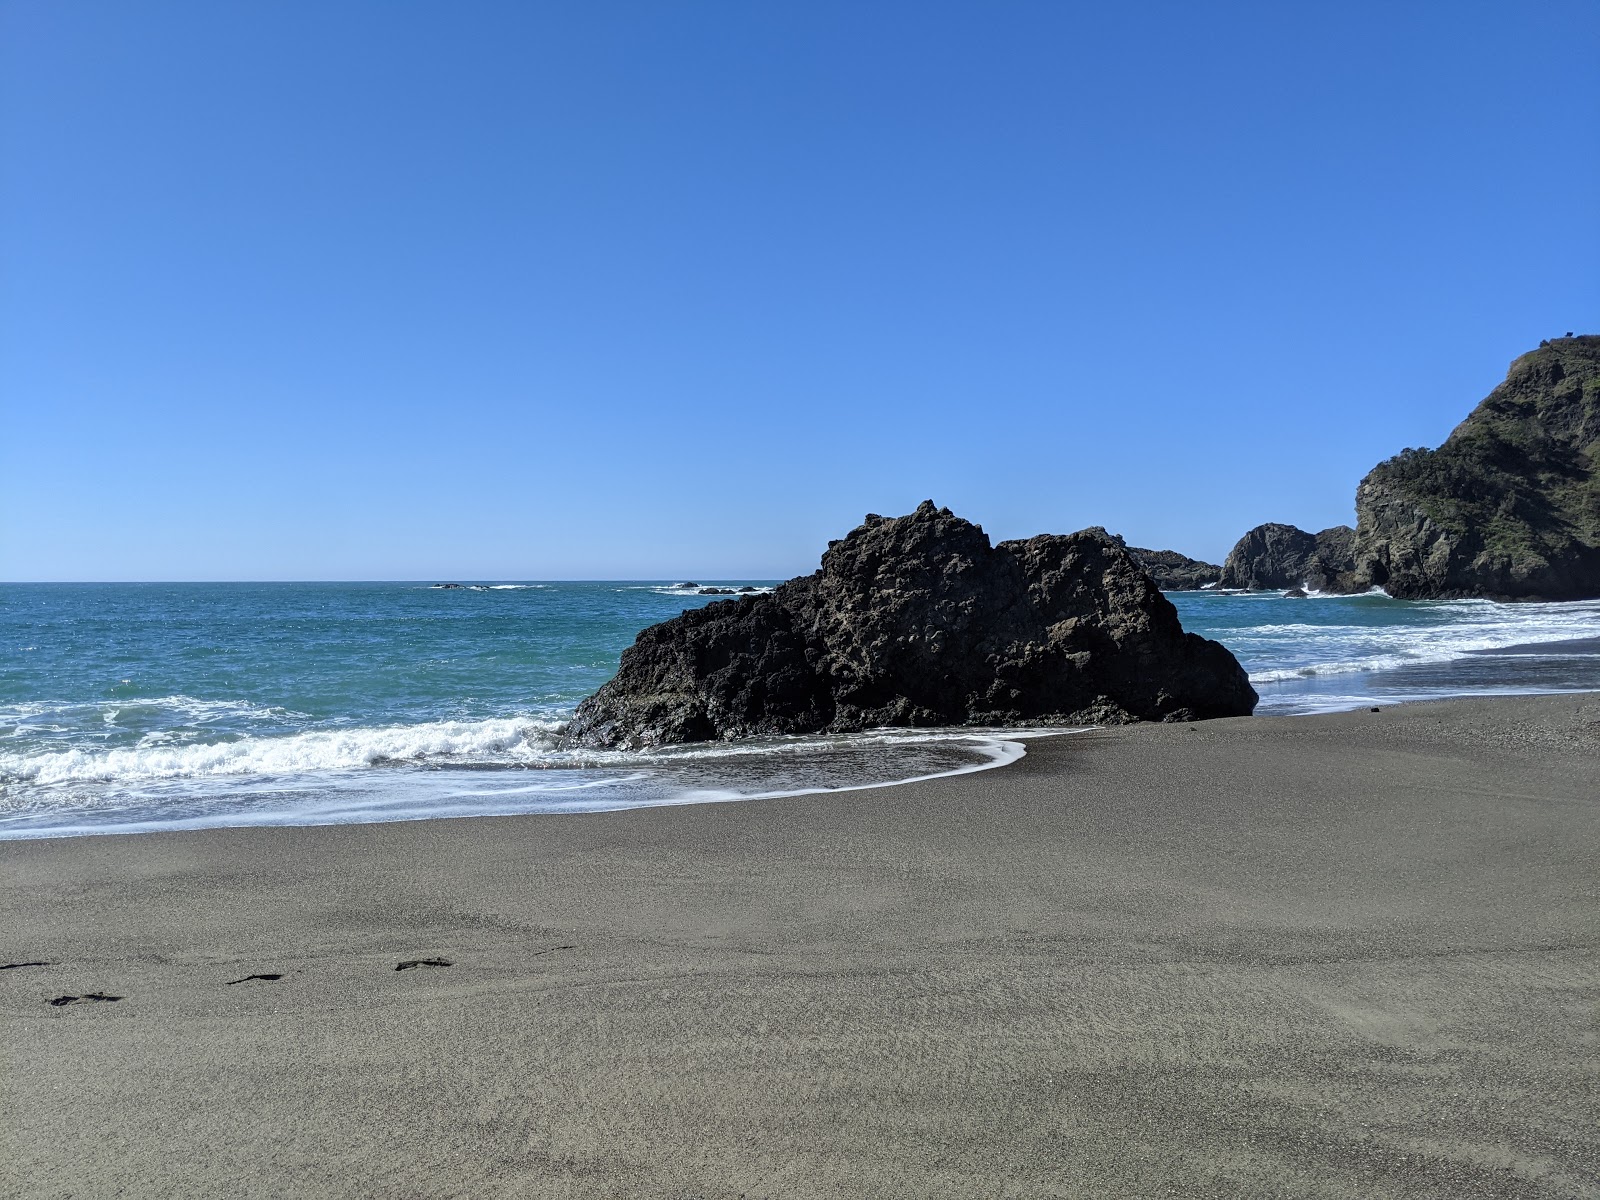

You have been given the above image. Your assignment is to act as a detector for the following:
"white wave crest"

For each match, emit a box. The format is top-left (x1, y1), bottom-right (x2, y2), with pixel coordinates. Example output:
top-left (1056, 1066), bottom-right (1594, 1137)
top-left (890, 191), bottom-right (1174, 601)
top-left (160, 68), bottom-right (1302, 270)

top-left (621, 585), bottom-right (776, 597)
top-left (0, 695), bottom-right (302, 728)
top-left (1244, 599), bottom-right (1600, 683)
top-left (1, 715), bottom-right (566, 788)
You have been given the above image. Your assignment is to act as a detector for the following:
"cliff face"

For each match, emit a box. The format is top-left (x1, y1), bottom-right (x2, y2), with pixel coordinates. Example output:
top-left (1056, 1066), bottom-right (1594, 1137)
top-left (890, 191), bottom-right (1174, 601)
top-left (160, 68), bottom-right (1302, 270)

top-left (1348, 336), bottom-right (1600, 600)
top-left (565, 503), bottom-right (1257, 749)
top-left (1218, 523), bottom-right (1357, 591)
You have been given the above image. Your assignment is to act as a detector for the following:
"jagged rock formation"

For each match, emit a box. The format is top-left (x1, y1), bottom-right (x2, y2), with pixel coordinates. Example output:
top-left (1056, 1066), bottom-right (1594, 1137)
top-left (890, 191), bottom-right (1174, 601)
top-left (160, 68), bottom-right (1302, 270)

top-left (1125, 545), bottom-right (1222, 590)
top-left (1079, 528), bottom-right (1221, 590)
top-left (565, 503), bottom-right (1257, 748)
top-left (1346, 336), bottom-right (1600, 600)
top-left (1218, 523), bottom-right (1357, 591)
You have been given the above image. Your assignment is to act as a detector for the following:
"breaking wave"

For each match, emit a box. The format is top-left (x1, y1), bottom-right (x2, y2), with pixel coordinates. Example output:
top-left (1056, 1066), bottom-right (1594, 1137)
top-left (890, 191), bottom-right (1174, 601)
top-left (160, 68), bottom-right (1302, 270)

top-left (621, 585), bottom-right (777, 597)
top-left (1, 695), bottom-right (300, 728)
top-left (0, 720), bottom-right (1039, 840)
top-left (1239, 598), bottom-right (1600, 683)
top-left (0, 715), bottom-right (567, 788)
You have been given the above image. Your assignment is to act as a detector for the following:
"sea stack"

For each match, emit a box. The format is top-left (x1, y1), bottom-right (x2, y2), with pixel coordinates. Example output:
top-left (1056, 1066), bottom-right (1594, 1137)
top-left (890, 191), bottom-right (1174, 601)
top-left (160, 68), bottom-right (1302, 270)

top-left (1346, 335), bottom-right (1600, 600)
top-left (1218, 523), bottom-right (1357, 591)
top-left (565, 502), bottom-right (1257, 748)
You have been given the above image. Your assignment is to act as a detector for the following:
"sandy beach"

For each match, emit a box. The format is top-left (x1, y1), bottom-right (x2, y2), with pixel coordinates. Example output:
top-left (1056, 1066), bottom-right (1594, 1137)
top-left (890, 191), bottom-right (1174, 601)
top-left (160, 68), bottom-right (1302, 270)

top-left (3, 693), bottom-right (1597, 1198)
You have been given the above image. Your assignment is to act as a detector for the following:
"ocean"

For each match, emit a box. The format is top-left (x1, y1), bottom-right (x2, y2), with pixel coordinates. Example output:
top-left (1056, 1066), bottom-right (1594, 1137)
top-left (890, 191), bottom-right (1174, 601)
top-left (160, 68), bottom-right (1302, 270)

top-left (4, 582), bottom-right (1598, 839)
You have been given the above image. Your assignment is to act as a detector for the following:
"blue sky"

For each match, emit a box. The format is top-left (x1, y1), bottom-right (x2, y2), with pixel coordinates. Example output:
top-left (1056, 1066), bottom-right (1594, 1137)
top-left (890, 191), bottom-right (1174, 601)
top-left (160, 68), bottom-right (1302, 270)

top-left (3, 1), bottom-right (1596, 581)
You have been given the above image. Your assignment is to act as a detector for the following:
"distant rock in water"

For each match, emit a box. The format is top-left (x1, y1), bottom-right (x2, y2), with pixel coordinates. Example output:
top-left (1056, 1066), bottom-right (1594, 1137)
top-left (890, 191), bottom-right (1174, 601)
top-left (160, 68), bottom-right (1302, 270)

top-left (1218, 523), bottom-right (1356, 591)
top-left (565, 502), bottom-right (1257, 749)
top-left (1346, 336), bottom-right (1600, 600)
top-left (1074, 528), bottom-right (1220, 589)
top-left (1129, 548), bottom-right (1223, 591)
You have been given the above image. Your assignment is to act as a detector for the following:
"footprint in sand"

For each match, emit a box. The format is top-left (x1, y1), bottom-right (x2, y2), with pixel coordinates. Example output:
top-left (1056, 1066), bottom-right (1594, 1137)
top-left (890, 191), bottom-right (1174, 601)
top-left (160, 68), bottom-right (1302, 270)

top-left (392, 947), bottom-right (573, 971)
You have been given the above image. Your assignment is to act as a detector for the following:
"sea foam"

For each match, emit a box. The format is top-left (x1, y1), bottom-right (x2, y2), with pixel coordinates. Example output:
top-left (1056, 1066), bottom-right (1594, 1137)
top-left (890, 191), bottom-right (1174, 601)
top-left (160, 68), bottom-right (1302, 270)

top-left (1242, 598), bottom-right (1600, 683)
top-left (0, 726), bottom-right (1038, 839)
top-left (0, 715), bottom-right (566, 788)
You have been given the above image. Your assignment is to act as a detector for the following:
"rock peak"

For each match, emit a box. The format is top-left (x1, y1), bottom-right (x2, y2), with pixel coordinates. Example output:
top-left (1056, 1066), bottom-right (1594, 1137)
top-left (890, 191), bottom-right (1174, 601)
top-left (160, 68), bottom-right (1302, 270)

top-left (1347, 335), bottom-right (1600, 599)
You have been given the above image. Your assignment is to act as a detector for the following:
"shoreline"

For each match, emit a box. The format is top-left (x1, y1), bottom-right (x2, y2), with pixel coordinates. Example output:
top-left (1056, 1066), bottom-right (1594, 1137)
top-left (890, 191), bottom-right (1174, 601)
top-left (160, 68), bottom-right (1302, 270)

top-left (1467, 634), bottom-right (1600, 656)
top-left (9, 676), bottom-right (1600, 839)
top-left (3, 692), bottom-right (1596, 1197)
top-left (9, 584), bottom-right (1600, 842)
top-left (0, 730), bottom-right (1037, 842)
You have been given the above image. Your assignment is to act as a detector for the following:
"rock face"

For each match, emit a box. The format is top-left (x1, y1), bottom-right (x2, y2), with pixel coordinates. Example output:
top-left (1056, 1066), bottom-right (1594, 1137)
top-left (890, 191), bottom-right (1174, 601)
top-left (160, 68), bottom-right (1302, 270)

top-left (1076, 528), bottom-right (1220, 589)
top-left (1346, 336), bottom-right (1600, 600)
top-left (1218, 523), bottom-right (1357, 591)
top-left (1125, 545), bottom-right (1222, 590)
top-left (565, 502), bottom-right (1257, 748)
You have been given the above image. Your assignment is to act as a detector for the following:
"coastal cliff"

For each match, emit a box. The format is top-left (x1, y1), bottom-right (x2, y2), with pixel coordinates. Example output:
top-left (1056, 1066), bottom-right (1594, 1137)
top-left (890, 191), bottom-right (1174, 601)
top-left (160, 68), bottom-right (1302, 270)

top-left (1346, 336), bottom-right (1600, 600)
top-left (1214, 335), bottom-right (1599, 600)
top-left (565, 503), bottom-right (1257, 748)
top-left (1218, 523), bottom-right (1357, 592)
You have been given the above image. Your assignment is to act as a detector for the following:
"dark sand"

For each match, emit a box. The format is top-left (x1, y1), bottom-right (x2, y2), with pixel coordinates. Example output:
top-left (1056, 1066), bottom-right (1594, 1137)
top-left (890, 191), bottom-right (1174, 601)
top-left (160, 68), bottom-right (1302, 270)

top-left (1469, 637), bottom-right (1600, 657)
top-left (3, 694), bottom-right (1597, 1198)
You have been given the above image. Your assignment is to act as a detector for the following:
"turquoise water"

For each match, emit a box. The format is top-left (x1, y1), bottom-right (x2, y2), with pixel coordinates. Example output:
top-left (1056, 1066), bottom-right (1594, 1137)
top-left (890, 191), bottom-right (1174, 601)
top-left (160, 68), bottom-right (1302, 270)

top-left (3, 582), bottom-right (1598, 838)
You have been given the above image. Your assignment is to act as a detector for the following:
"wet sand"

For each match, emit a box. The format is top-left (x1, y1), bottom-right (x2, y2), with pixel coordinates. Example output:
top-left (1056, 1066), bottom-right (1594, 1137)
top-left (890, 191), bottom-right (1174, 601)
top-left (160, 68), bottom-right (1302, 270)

top-left (3, 693), bottom-right (1597, 1198)
top-left (1469, 636), bottom-right (1600, 657)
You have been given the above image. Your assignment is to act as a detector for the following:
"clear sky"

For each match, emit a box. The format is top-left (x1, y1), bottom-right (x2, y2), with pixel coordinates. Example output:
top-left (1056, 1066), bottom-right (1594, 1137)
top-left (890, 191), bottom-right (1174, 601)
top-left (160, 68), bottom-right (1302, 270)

top-left (3, 1), bottom-right (1596, 581)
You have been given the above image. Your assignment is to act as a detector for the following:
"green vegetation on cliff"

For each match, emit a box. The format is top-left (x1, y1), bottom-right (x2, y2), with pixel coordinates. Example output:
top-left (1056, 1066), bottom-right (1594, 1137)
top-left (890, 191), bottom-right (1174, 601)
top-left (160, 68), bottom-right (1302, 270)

top-left (1350, 336), bottom-right (1600, 600)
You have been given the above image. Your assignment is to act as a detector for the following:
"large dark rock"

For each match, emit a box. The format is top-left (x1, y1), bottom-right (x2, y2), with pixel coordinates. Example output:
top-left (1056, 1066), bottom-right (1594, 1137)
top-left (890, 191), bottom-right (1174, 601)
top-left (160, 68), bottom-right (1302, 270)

top-left (1217, 523), bottom-right (1357, 591)
top-left (565, 502), bottom-right (1257, 749)
top-left (1346, 336), bottom-right (1600, 600)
